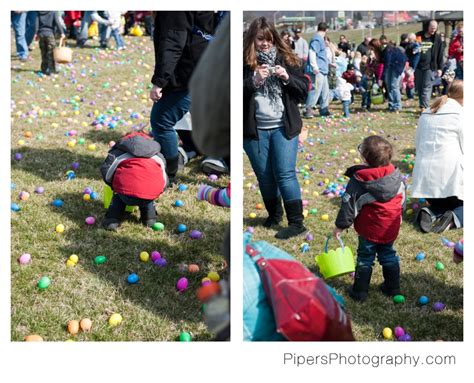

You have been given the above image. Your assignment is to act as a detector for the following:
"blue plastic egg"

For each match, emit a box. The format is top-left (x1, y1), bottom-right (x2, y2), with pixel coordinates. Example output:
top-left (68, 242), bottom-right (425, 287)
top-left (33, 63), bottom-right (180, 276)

top-left (90, 192), bottom-right (98, 200)
top-left (418, 296), bottom-right (429, 305)
top-left (178, 184), bottom-right (188, 192)
top-left (177, 224), bottom-right (187, 233)
top-left (11, 203), bottom-right (21, 212)
top-left (127, 273), bottom-right (140, 284)
top-left (174, 199), bottom-right (184, 207)
top-left (415, 252), bottom-right (425, 261)
top-left (52, 199), bottom-right (64, 207)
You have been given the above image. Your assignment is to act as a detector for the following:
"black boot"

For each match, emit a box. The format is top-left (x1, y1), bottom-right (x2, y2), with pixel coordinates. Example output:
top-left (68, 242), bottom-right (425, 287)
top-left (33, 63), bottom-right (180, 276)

top-left (166, 155), bottom-right (180, 185)
top-left (140, 202), bottom-right (157, 227)
top-left (262, 197), bottom-right (283, 227)
top-left (348, 266), bottom-right (372, 302)
top-left (102, 194), bottom-right (125, 231)
top-left (380, 264), bottom-right (401, 296)
top-left (275, 199), bottom-right (306, 239)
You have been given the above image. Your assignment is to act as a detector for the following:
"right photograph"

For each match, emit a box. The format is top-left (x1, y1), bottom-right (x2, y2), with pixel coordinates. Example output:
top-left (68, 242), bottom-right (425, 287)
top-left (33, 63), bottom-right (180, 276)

top-left (243, 10), bottom-right (463, 341)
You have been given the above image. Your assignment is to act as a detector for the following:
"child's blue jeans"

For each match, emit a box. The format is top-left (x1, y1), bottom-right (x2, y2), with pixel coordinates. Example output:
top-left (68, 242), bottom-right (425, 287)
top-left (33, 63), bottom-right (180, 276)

top-left (111, 28), bottom-right (125, 49)
top-left (356, 236), bottom-right (399, 269)
top-left (342, 100), bottom-right (350, 117)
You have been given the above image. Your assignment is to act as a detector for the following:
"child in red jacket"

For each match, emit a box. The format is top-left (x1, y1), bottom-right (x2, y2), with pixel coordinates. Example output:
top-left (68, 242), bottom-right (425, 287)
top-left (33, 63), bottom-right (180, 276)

top-left (333, 135), bottom-right (406, 301)
top-left (100, 130), bottom-right (168, 230)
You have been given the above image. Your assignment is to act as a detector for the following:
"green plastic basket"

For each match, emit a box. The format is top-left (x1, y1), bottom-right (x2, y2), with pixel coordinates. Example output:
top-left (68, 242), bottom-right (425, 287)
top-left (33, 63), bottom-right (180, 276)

top-left (103, 184), bottom-right (136, 212)
top-left (315, 236), bottom-right (355, 279)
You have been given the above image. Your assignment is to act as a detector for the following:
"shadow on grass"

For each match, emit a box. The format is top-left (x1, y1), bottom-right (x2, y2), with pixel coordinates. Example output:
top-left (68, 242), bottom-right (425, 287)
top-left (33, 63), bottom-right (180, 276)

top-left (48, 191), bottom-right (229, 338)
top-left (11, 147), bottom-right (103, 182)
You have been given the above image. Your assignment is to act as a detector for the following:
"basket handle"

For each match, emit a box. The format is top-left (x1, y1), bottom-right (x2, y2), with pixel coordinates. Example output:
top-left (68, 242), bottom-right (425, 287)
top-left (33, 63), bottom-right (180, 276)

top-left (58, 37), bottom-right (65, 47)
top-left (324, 235), bottom-right (345, 253)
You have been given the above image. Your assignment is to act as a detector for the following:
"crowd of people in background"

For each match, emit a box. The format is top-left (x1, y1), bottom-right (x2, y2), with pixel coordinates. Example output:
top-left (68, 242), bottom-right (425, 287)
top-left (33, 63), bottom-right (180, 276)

top-left (277, 19), bottom-right (463, 117)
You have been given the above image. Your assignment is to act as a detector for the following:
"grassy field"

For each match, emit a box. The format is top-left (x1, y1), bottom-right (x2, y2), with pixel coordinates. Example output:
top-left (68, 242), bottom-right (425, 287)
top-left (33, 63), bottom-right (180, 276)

top-left (243, 98), bottom-right (463, 341)
top-left (11, 34), bottom-right (229, 341)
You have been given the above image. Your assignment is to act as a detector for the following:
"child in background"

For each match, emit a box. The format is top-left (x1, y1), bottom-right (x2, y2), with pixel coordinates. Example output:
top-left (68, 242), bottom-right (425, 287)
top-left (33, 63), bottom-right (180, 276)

top-left (37, 11), bottom-right (66, 75)
top-left (406, 33), bottom-right (421, 70)
top-left (107, 11), bottom-right (126, 50)
top-left (100, 130), bottom-right (168, 230)
top-left (333, 136), bottom-right (405, 302)
top-left (401, 62), bottom-right (415, 99)
top-left (336, 77), bottom-right (353, 118)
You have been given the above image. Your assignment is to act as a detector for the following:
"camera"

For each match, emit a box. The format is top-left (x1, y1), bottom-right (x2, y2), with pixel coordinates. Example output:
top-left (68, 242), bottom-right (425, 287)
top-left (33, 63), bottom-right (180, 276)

top-left (268, 66), bottom-right (277, 75)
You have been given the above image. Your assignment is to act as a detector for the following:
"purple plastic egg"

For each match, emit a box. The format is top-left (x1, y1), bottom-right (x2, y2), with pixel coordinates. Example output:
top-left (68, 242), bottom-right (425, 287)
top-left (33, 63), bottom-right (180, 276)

top-left (246, 227), bottom-right (254, 233)
top-left (154, 258), bottom-right (167, 267)
top-left (18, 253), bottom-right (31, 265)
top-left (15, 153), bottom-right (22, 161)
top-left (151, 251), bottom-right (161, 262)
top-left (85, 216), bottom-right (96, 225)
top-left (35, 186), bottom-right (45, 194)
top-left (433, 302), bottom-right (446, 312)
top-left (398, 334), bottom-right (412, 341)
top-left (83, 187), bottom-right (92, 195)
top-left (71, 162), bottom-right (80, 170)
top-left (394, 326), bottom-right (405, 339)
top-left (176, 277), bottom-right (189, 292)
top-left (305, 233), bottom-right (314, 241)
top-left (189, 230), bottom-right (203, 240)
top-left (208, 174), bottom-right (218, 181)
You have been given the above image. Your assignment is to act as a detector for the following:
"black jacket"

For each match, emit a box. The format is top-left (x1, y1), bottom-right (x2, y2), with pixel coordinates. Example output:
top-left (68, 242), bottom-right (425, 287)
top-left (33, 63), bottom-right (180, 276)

top-left (243, 57), bottom-right (308, 140)
top-left (415, 31), bottom-right (444, 71)
top-left (152, 11), bottom-right (216, 91)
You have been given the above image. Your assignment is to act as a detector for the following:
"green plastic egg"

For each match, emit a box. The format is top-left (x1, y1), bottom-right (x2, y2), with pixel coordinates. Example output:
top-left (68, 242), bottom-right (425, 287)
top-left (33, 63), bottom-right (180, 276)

top-left (37, 276), bottom-right (51, 290)
top-left (152, 222), bottom-right (165, 231)
top-left (179, 332), bottom-right (192, 342)
top-left (393, 295), bottom-right (405, 304)
top-left (94, 255), bottom-right (107, 265)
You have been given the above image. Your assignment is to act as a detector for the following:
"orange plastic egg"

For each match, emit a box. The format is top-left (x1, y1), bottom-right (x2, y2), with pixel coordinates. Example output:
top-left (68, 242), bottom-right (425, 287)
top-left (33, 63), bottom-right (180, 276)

top-left (24, 334), bottom-right (43, 342)
top-left (67, 320), bottom-right (80, 335)
top-left (80, 318), bottom-right (92, 332)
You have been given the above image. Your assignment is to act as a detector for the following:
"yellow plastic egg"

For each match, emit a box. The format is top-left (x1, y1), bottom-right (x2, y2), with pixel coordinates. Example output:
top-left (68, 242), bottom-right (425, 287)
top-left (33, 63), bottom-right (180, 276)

top-left (304, 180), bottom-right (310, 185)
top-left (208, 271), bottom-right (220, 282)
top-left (354, 158), bottom-right (361, 164)
top-left (313, 191), bottom-right (319, 197)
top-left (55, 224), bottom-right (65, 233)
top-left (108, 313), bottom-right (123, 327)
top-left (67, 140), bottom-right (76, 148)
top-left (245, 182), bottom-right (252, 188)
top-left (324, 178), bottom-right (329, 184)
top-left (303, 210), bottom-right (308, 218)
top-left (321, 214), bottom-right (329, 221)
top-left (67, 320), bottom-right (80, 335)
top-left (66, 259), bottom-right (76, 268)
top-left (88, 144), bottom-right (96, 151)
top-left (83, 194), bottom-right (91, 202)
top-left (249, 212), bottom-right (257, 218)
top-left (139, 251), bottom-right (150, 262)
top-left (382, 327), bottom-right (393, 340)
top-left (18, 139), bottom-right (25, 146)
top-left (69, 254), bottom-right (79, 264)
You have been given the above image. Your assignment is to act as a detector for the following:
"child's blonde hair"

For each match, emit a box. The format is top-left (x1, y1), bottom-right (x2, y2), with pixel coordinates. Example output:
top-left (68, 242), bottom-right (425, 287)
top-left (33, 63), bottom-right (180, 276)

top-left (430, 80), bottom-right (463, 113)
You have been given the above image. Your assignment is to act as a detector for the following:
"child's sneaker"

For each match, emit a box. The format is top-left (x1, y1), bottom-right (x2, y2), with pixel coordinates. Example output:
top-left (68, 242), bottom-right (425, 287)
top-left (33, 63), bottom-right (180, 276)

top-left (102, 217), bottom-right (121, 231)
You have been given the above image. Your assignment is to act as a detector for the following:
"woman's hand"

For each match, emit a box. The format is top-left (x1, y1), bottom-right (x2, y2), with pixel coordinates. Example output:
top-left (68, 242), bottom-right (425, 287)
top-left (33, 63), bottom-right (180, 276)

top-left (149, 85), bottom-right (162, 102)
top-left (275, 65), bottom-right (289, 81)
top-left (254, 64), bottom-right (270, 86)
top-left (333, 227), bottom-right (343, 240)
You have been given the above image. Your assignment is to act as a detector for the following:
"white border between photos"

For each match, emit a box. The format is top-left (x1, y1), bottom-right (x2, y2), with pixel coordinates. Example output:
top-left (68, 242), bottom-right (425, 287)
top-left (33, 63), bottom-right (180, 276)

top-left (1, 0), bottom-right (471, 382)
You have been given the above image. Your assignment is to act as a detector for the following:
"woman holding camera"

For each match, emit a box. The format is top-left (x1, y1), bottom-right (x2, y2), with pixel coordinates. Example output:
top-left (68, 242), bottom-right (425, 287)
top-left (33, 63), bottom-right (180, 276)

top-left (243, 17), bottom-right (309, 239)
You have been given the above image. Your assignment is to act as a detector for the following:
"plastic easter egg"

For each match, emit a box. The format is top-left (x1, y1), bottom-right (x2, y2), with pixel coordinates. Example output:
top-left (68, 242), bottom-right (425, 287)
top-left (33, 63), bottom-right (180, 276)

top-left (179, 332), bottom-right (192, 342)
top-left (18, 139), bottom-right (25, 146)
top-left (255, 203), bottom-right (264, 210)
top-left (35, 186), bottom-right (45, 194)
top-left (87, 144), bottom-right (96, 151)
top-left (80, 318), bottom-right (92, 332)
top-left (89, 192), bottom-right (98, 200)
top-left (108, 313), bottom-right (123, 327)
top-left (18, 253), bottom-right (31, 265)
top-left (188, 264), bottom-right (200, 273)
top-left (150, 251), bottom-right (161, 262)
top-left (394, 326), bottom-right (405, 339)
top-left (305, 233), bottom-right (314, 241)
top-left (454, 239), bottom-right (463, 256)
top-left (432, 302), bottom-right (446, 312)
top-left (249, 212), bottom-right (257, 218)
top-left (393, 295), bottom-right (405, 304)
top-left (154, 258), bottom-right (167, 267)
top-left (139, 251), bottom-right (150, 262)
top-left (15, 153), bottom-right (22, 161)
top-left (208, 271), bottom-right (220, 282)
top-left (127, 273), bottom-right (140, 284)
top-left (201, 277), bottom-right (212, 286)
top-left (94, 255), bottom-right (106, 265)
top-left (208, 174), bottom-right (218, 181)
top-left (52, 199), bottom-right (64, 207)
top-left (321, 214), bottom-right (329, 221)
top-left (55, 224), bottom-right (65, 233)
top-left (382, 327), bottom-right (393, 339)
top-left (189, 230), bottom-right (203, 240)
top-left (152, 222), bottom-right (165, 231)
top-left (178, 184), bottom-right (188, 192)
top-left (418, 296), bottom-right (429, 305)
top-left (18, 191), bottom-right (30, 201)
top-left (66, 259), bottom-right (76, 268)
top-left (435, 261), bottom-right (445, 271)
top-left (309, 208), bottom-right (318, 214)
top-left (85, 216), bottom-right (96, 225)
top-left (177, 223), bottom-right (187, 233)
top-left (176, 277), bottom-right (189, 292)
top-left (246, 226), bottom-right (255, 234)
top-left (174, 199), bottom-right (184, 207)
top-left (67, 320), bottom-right (80, 335)
top-left (24, 334), bottom-right (43, 342)
top-left (37, 276), bottom-right (51, 290)
top-left (415, 252), bottom-right (425, 261)
top-left (11, 203), bottom-right (21, 212)
top-left (398, 334), bottom-right (412, 341)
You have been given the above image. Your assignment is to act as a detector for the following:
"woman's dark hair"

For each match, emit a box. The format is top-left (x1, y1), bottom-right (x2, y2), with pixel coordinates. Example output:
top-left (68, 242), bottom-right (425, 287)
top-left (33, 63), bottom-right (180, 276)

top-left (244, 17), bottom-right (301, 69)
top-left (360, 135), bottom-right (393, 167)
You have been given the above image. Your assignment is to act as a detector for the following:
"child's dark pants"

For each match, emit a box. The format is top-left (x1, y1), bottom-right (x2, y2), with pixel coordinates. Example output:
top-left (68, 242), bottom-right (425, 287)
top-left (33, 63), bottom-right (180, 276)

top-left (39, 35), bottom-right (56, 75)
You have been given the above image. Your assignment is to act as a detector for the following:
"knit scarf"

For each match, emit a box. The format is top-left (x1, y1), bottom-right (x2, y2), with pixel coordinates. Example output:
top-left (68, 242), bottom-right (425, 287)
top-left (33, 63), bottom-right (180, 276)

top-left (256, 47), bottom-right (283, 110)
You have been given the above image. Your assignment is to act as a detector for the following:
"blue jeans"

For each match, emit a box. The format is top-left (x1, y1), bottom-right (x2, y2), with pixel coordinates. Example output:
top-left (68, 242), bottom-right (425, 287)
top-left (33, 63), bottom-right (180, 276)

top-left (385, 68), bottom-right (402, 110)
top-left (25, 11), bottom-right (37, 47)
top-left (406, 86), bottom-right (415, 99)
top-left (243, 127), bottom-right (301, 202)
top-left (111, 28), bottom-right (125, 48)
top-left (357, 236), bottom-right (399, 268)
top-left (150, 90), bottom-right (191, 159)
top-left (455, 63), bottom-right (463, 80)
top-left (77, 11), bottom-right (92, 46)
top-left (342, 100), bottom-right (350, 117)
top-left (305, 72), bottom-right (330, 115)
top-left (360, 75), bottom-right (371, 108)
top-left (11, 12), bottom-right (28, 59)
top-left (99, 23), bottom-right (111, 47)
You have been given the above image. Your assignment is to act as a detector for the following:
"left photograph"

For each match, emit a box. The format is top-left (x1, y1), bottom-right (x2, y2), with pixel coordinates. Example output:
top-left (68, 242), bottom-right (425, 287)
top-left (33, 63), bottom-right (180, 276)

top-left (11, 11), bottom-right (230, 341)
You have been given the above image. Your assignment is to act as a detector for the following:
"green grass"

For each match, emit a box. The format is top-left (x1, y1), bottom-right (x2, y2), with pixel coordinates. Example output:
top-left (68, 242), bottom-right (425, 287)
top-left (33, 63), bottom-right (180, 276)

top-left (11, 35), bottom-right (229, 341)
top-left (244, 98), bottom-right (463, 341)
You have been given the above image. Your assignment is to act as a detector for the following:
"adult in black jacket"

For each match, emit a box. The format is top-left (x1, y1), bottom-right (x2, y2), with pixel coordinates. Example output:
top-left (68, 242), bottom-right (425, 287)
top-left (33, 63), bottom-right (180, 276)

top-left (149, 11), bottom-right (216, 182)
top-left (415, 20), bottom-right (445, 110)
top-left (243, 17), bottom-right (309, 239)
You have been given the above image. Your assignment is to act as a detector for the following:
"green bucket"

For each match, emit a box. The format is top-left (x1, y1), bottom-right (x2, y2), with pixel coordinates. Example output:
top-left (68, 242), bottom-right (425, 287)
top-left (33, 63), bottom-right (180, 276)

top-left (103, 184), bottom-right (136, 212)
top-left (315, 236), bottom-right (355, 279)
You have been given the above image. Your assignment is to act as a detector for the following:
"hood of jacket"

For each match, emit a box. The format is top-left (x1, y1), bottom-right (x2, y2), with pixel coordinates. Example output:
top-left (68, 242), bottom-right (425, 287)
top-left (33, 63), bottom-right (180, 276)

top-left (345, 164), bottom-right (402, 202)
top-left (117, 132), bottom-right (161, 158)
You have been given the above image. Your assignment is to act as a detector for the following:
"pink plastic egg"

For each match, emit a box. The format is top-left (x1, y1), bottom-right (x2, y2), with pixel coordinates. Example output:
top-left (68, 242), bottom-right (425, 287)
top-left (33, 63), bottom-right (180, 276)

top-left (151, 251), bottom-right (161, 262)
top-left (85, 216), bottom-right (96, 225)
top-left (176, 277), bottom-right (189, 292)
top-left (18, 253), bottom-right (31, 265)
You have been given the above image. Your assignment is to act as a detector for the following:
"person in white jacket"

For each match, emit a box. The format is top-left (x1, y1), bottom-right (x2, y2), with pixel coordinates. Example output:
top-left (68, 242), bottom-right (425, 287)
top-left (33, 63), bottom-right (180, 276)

top-left (411, 79), bottom-right (463, 233)
top-left (336, 77), bottom-right (354, 118)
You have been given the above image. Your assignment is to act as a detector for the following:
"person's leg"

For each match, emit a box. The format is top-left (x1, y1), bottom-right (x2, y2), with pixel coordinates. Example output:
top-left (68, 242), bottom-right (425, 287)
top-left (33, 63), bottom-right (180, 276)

top-left (270, 128), bottom-right (306, 239)
top-left (414, 68), bottom-right (423, 108)
top-left (11, 12), bottom-right (28, 60)
top-left (392, 73), bottom-right (402, 110)
top-left (111, 28), bottom-right (124, 49)
top-left (360, 76), bottom-right (368, 108)
top-left (342, 100), bottom-right (350, 117)
top-left (39, 36), bottom-right (48, 74)
top-left (319, 75), bottom-right (331, 116)
top-left (99, 23), bottom-right (109, 48)
top-left (377, 243), bottom-right (401, 296)
top-left (46, 36), bottom-right (57, 74)
top-left (77, 11), bottom-right (91, 47)
top-left (304, 73), bottom-right (323, 117)
top-left (407, 86), bottom-right (414, 99)
top-left (103, 193), bottom-right (126, 230)
top-left (25, 11), bottom-right (37, 48)
top-left (386, 69), bottom-right (394, 109)
top-left (244, 131), bottom-right (282, 227)
top-left (349, 236), bottom-right (376, 302)
top-left (420, 69), bottom-right (433, 109)
top-left (150, 90), bottom-right (191, 182)
top-left (119, 196), bottom-right (156, 227)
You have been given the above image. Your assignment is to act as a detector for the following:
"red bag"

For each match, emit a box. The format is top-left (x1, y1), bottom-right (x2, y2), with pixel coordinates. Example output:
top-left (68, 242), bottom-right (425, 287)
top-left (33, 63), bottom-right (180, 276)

top-left (247, 244), bottom-right (354, 341)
